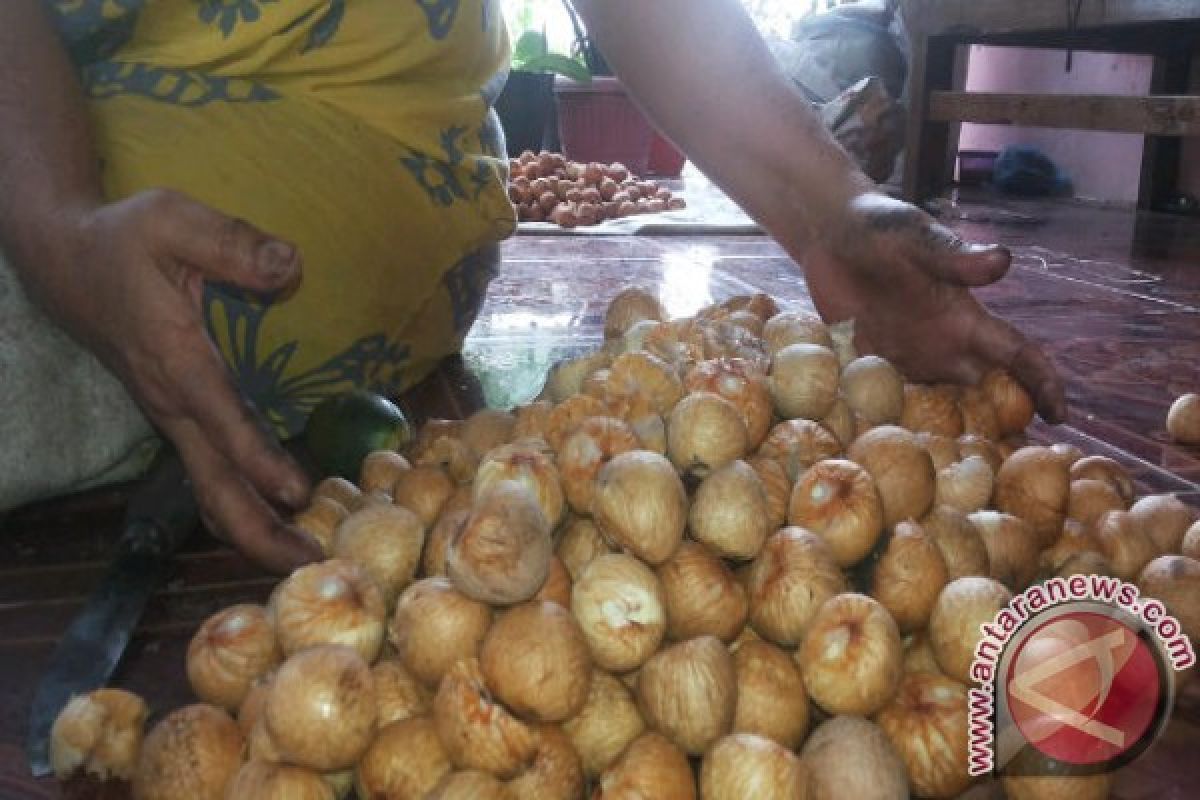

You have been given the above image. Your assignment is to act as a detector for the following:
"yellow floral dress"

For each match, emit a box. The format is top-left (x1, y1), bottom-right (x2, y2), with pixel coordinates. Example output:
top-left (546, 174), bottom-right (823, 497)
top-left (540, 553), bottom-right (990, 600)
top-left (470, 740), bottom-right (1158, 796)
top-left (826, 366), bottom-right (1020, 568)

top-left (49, 0), bottom-right (516, 436)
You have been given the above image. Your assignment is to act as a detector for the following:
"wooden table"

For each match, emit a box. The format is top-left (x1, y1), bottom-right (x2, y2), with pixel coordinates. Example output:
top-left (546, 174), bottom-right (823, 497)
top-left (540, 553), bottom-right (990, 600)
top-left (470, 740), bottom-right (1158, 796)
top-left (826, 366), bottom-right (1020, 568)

top-left (902, 0), bottom-right (1200, 208)
top-left (2, 196), bottom-right (1199, 798)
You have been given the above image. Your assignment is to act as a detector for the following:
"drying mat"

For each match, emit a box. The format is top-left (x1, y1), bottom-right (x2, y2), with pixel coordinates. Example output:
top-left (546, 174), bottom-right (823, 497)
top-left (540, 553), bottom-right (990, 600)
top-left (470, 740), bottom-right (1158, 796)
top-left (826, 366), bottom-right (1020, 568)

top-left (516, 171), bottom-right (763, 235)
top-left (516, 211), bottom-right (762, 235)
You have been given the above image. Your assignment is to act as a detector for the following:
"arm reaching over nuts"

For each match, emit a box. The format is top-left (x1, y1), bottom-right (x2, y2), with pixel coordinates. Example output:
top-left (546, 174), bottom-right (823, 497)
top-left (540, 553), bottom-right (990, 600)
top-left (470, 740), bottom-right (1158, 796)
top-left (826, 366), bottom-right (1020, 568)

top-left (572, 0), bottom-right (1066, 423)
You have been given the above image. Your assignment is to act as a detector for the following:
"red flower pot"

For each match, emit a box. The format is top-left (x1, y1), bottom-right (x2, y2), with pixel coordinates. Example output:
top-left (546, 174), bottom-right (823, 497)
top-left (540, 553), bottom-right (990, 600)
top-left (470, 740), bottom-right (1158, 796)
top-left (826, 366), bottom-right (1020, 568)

top-left (554, 76), bottom-right (655, 176)
top-left (647, 132), bottom-right (687, 178)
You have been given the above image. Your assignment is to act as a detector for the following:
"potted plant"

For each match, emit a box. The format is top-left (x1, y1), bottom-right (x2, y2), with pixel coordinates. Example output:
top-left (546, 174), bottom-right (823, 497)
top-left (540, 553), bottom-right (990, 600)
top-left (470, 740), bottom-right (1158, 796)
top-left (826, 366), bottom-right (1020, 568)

top-left (495, 26), bottom-right (590, 157)
top-left (554, 0), bottom-right (686, 177)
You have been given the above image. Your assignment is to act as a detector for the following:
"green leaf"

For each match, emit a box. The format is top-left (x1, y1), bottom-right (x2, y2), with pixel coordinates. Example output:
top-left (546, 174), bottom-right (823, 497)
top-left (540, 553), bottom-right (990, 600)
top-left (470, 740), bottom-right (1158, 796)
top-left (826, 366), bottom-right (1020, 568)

top-left (512, 30), bottom-right (548, 65)
top-left (518, 52), bottom-right (591, 82)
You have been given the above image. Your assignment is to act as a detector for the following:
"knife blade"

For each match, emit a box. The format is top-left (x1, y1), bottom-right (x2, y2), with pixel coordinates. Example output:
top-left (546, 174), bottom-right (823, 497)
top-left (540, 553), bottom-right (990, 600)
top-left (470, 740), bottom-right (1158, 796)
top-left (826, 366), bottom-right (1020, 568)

top-left (25, 448), bottom-right (198, 777)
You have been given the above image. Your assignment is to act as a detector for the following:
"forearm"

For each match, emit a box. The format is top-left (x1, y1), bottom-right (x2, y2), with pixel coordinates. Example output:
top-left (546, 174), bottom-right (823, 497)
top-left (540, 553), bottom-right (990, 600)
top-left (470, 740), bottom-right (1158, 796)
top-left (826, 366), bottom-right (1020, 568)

top-left (572, 0), bottom-right (873, 257)
top-left (0, 0), bottom-right (104, 313)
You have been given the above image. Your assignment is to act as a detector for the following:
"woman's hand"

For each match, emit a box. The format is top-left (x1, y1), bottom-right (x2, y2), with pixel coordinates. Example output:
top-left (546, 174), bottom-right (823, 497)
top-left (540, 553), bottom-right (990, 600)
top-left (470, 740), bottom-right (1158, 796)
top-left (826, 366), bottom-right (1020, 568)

top-left (0, 4), bottom-right (321, 571)
top-left (803, 193), bottom-right (1067, 423)
top-left (43, 189), bottom-right (323, 572)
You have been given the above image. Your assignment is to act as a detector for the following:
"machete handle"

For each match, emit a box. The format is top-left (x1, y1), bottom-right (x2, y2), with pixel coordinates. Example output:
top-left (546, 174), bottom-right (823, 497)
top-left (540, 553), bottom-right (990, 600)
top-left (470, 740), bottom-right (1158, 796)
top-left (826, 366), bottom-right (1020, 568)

top-left (116, 447), bottom-right (198, 560)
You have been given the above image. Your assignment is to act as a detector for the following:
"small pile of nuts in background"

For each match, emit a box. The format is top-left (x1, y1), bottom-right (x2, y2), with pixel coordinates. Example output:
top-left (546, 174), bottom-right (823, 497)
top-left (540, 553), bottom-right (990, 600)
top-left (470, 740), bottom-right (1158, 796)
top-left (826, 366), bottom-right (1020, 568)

top-left (508, 151), bottom-right (686, 228)
top-left (50, 289), bottom-right (1200, 800)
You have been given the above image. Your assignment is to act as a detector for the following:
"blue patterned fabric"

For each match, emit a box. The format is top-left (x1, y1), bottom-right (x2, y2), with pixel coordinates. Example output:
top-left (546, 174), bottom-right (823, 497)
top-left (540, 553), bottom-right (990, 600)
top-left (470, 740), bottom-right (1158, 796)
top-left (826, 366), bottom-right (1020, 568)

top-left (442, 248), bottom-right (499, 335)
top-left (301, 0), bottom-right (345, 52)
top-left (203, 286), bottom-right (413, 434)
top-left (196, 0), bottom-right (279, 38)
top-left (414, 0), bottom-right (461, 40)
top-left (41, 0), bottom-right (514, 435)
top-left (83, 61), bottom-right (278, 104)
top-left (50, 0), bottom-right (144, 62)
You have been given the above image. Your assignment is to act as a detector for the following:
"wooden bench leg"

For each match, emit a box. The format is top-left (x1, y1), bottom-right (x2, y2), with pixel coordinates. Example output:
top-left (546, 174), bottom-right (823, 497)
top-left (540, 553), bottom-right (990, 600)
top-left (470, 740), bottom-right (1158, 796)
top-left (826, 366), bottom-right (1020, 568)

top-left (1139, 49), bottom-right (1193, 210)
top-left (903, 34), bottom-right (961, 204)
top-left (902, 34), bottom-right (930, 201)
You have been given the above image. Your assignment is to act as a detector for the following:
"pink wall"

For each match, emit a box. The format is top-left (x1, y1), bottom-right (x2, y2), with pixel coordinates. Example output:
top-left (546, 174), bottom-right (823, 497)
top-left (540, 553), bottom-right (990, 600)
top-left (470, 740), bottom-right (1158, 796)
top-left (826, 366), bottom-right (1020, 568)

top-left (958, 47), bottom-right (1153, 204)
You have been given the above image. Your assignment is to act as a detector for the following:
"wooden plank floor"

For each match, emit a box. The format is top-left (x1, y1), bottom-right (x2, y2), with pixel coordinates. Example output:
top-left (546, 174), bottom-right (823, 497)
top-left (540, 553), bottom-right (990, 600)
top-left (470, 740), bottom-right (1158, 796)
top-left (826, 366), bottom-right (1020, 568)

top-left (0, 194), bottom-right (1197, 798)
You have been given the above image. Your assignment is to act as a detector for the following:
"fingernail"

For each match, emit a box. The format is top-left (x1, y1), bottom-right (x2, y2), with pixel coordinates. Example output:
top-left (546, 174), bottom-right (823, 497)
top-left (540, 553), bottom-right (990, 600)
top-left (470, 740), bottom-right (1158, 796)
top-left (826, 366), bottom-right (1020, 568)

top-left (280, 478), bottom-right (309, 509)
top-left (293, 529), bottom-right (326, 565)
top-left (962, 242), bottom-right (998, 255)
top-left (257, 240), bottom-right (297, 282)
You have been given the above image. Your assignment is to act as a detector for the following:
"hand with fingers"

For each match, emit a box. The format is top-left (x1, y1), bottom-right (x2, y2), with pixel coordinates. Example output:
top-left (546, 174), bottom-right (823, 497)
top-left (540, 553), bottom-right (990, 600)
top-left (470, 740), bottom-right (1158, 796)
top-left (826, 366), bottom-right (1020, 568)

top-left (37, 189), bottom-right (324, 572)
top-left (802, 193), bottom-right (1067, 424)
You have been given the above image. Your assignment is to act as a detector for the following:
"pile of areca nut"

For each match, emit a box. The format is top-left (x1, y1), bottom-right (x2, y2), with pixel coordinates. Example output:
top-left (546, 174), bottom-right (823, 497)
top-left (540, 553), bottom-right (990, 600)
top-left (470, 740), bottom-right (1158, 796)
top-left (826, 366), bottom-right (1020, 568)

top-left (50, 287), bottom-right (1200, 800)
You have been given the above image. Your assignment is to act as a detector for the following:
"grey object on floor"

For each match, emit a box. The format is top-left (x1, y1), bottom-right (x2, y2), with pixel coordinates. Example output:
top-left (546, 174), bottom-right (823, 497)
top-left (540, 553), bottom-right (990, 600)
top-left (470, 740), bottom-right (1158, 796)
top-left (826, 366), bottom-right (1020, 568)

top-left (767, 1), bottom-right (909, 183)
top-left (777, 0), bottom-right (908, 105)
top-left (0, 248), bottom-right (158, 512)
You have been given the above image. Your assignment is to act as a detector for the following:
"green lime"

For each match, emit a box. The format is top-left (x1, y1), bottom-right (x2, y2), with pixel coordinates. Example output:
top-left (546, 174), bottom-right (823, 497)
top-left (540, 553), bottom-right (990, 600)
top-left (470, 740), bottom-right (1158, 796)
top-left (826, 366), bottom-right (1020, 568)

top-left (303, 390), bottom-right (412, 480)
